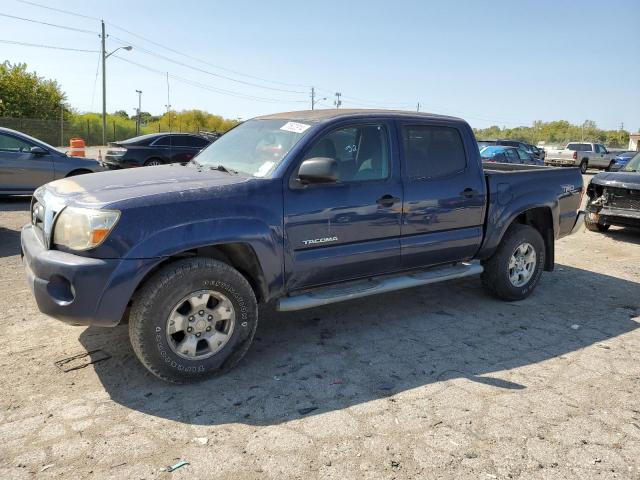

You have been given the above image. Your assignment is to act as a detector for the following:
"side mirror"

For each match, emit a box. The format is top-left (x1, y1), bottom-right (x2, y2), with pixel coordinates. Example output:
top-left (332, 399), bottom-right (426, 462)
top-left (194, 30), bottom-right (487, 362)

top-left (30, 146), bottom-right (48, 156)
top-left (298, 157), bottom-right (338, 184)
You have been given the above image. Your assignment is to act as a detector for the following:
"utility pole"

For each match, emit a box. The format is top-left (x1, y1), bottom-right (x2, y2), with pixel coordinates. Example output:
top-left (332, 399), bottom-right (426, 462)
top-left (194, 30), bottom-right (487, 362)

top-left (135, 89), bottom-right (142, 135)
top-left (101, 20), bottom-right (106, 146)
top-left (310, 87), bottom-right (327, 110)
top-left (416, 102), bottom-right (420, 112)
top-left (165, 72), bottom-right (171, 132)
top-left (620, 122), bottom-right (624, 131)
top-left (334, 92), bottom-right (342, 109)
top-left (60, 104), bottom-right (64, 147)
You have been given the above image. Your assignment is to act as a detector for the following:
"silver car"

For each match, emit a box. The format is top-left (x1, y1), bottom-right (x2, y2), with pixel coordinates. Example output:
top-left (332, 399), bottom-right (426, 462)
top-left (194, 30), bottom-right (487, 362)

top-left (0, 127), bottom-right (102, 195)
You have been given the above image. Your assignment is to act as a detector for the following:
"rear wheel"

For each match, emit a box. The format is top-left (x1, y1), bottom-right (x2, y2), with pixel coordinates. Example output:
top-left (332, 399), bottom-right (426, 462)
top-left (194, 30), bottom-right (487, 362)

top-left (580, 160), bottom-right (588, 174)
top-left (144, 158), bottom-right (163, 166)
top-left (481, 224), bottom-right (545, 301)
top-left (606, 161), bottom-right (615, 172)
top-left (129, 257), bottom-right (258, 383)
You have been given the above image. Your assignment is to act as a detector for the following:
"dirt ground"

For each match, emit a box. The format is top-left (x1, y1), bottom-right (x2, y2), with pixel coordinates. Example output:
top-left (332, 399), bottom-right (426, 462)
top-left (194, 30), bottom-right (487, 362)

top-left (1, 175), bottom-right (639, 480)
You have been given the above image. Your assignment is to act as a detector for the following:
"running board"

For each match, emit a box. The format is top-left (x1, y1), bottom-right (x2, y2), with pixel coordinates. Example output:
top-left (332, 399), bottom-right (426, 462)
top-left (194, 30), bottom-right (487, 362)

top-left (276, 262), bottom-right (484, 312)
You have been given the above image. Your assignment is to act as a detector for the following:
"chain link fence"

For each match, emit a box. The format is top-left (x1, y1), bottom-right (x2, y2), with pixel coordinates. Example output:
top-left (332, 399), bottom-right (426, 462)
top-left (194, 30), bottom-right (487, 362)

top-left (0, 116), bottom-right (204, 147)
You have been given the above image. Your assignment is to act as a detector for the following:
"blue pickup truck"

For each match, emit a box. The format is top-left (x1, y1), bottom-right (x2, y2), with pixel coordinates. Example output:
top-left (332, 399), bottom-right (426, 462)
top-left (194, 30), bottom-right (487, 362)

top-left (21, 110), bottom-right (585, 383)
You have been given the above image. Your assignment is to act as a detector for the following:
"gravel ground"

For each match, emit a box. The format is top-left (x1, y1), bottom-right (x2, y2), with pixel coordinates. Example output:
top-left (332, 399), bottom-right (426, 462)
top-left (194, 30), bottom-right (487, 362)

top-left (1, 176), bottom-right (639, 480)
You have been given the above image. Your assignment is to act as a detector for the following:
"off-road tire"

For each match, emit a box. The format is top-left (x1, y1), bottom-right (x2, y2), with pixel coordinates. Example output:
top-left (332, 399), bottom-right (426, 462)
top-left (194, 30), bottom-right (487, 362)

top-left (585, 214), bottom-right (610, 232)
top-left (129, 257), bottom-right (258, 383)
top-left (481, 224), bottom-right (545, 301)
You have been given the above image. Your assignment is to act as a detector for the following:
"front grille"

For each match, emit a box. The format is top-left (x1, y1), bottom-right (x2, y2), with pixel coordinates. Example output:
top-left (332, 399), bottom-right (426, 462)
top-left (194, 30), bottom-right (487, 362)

top-left (606, 187), bottom-right (640, 210)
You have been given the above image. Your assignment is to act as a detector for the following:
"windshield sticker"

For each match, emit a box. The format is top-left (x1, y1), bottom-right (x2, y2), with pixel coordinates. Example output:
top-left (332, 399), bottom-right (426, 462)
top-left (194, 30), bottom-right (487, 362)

top-left (254, 161), bottom-right (275, 178)
top-left (280, 121), bottom-right (311, 134)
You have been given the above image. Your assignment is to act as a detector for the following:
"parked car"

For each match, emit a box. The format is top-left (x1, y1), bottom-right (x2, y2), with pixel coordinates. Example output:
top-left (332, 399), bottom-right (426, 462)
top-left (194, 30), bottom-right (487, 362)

top-left (477, 139), bottom-right (497, 150)
top-left (481, 146), bottom-right (542, 166)
top-left (545, 142), bottom-right (617, 173)
top-left (21, 109), bottom-right (584, 383)
top-left (495, 140), bottom-right (544, 162)
top-left (480, 145), bottom-right (523, 164)
top-left (584, 151), bottom-right (640, 231)
top-left (102, 133), bottom-right (214, 169)
top-left (0, 127), bottom-right (101, 195)
top-left (608, 150), bottom-right (638, 172)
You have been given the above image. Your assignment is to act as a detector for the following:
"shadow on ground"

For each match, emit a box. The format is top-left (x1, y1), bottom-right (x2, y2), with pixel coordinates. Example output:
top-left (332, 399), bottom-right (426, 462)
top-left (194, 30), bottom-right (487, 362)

top-left (602, 226), bottom-right (640, 245)
top-left (0, 197), bottom-right (30, 212)
top-left (79, 263), bottom-right (639, 426)
top-left (0, 227), bottom-right (22, 258)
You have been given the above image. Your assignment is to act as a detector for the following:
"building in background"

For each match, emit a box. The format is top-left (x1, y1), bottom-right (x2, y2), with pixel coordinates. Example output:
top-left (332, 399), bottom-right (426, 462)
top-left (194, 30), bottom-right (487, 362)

top-left (629, 133), bottom-right (640, 151)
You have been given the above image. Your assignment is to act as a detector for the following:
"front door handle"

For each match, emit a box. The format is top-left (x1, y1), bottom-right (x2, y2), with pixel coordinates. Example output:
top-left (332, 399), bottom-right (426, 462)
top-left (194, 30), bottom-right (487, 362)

top-left (460, 188), bottom-right (479, 198)
top-left (376, 194), bottom-right (399, 207)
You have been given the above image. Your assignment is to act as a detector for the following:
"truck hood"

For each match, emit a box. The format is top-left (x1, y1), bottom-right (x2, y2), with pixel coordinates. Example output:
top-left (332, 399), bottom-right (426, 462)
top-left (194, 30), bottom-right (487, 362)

top-left (43, 164), bottom-right (251, 206)
top-left (590, 171), bottom-right (640, 190)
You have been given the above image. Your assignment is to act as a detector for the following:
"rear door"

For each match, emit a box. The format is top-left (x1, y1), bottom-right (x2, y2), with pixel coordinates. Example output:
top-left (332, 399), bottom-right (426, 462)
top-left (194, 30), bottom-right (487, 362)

top-left (283, 121), bottom-right (403, 290)
top-left (398, 122), bottom-right (486, 268)
top-left (170, 135), bottom-right (209, 163)
top-left (0, 132), bottom-right (54, 192)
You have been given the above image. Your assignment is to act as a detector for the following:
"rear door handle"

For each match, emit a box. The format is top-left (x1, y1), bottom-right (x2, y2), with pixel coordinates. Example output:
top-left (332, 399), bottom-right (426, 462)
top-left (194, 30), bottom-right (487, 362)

top-left (460, 188), bottom-right (479, 198)
top-left (376, 194), bottom-right (399, 207)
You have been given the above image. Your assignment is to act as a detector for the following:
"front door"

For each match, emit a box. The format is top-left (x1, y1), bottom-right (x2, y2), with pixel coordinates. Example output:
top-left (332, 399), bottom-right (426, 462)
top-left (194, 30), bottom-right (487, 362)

top-left (0, 132), bottom-right (54, 192)
top-left (398, 122), bottom-right (486, 268)
top-left (283, 122), bottom-right (403, 291)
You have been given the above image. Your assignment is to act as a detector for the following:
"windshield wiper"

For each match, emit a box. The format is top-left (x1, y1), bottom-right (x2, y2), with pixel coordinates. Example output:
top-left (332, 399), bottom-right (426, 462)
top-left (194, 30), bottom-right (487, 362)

top-left (209, 164), bottom-right (237, 174)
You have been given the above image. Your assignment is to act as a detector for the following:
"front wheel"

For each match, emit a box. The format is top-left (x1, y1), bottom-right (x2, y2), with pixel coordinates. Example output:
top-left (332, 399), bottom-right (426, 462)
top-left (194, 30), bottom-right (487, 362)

top-left (129, 257), bottom-right (258, 383)
top-left (585, 213), bottom-right (610, 232)
top-left (481, 224), bottom-right (545, 301)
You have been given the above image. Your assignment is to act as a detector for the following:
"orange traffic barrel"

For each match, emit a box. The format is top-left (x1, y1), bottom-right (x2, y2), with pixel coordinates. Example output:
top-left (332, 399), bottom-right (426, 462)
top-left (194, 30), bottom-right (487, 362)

top-left (69, 137), bottom-right (86, 157)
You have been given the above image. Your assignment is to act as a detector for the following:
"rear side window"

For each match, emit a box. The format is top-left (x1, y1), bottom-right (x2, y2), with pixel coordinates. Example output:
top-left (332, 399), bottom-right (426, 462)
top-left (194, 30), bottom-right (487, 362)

top-left (152, 136), bottom-right (170, 146)
top-left (567, 143), bottom-right (591, 152)
top-left (173, 135), bottom-right (209, 147)
top-left (402, 125), bottom-right (466, 179)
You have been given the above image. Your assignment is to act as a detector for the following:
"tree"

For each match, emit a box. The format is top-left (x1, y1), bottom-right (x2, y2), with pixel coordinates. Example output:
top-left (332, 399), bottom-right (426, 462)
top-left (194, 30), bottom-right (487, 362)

top-left (0, 61), bottom-right (69, 119)
top-left (113, 110), bottom-right (129, 119)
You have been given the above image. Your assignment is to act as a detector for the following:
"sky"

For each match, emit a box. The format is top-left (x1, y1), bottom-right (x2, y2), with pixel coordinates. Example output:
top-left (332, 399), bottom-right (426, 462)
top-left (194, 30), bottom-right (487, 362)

top-left (1, 0), bottom-right (638, 130)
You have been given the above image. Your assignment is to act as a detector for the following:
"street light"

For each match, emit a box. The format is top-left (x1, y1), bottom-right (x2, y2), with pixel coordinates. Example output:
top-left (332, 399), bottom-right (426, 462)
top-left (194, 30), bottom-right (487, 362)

top-left (135, 89), bottom-right (142, 135)
top-left (101, 20), bottom-right (133, 145)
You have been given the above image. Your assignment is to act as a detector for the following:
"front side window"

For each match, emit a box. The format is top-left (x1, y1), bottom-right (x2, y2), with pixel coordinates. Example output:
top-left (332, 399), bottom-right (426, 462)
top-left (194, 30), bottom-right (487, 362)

top-left (402, 125), bottom-right (466, 179)
top-left (0, 133), bottom-right (33, 153)
top-left (302, 124), bottom-right (390, 182)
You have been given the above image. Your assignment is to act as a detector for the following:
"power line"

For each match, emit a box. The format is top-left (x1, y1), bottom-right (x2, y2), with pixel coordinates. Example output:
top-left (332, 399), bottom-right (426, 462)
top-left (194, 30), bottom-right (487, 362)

top-left (109, 34), bottom-right (307, 94)
top-left (0, 12), bottom-right (97, 34)
top-left (0, 38), bottom-right (98, 53)
top-left (14, 0), bottom-right (311, 89)
top-left (112, 55), bottom-right (307, 105)
top-left (15, 0), bottom-right (99, 20)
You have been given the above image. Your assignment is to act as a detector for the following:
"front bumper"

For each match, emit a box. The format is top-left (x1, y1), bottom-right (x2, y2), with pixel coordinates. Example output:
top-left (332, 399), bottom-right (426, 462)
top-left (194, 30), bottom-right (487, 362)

top-left (589, 206), bottom-right (640, 228)
top-left (21, 224), bottom-right (158, 327)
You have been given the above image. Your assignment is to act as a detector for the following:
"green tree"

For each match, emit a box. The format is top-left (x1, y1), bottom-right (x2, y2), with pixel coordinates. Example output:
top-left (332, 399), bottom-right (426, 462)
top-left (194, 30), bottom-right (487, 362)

top-left (0, 61), bottom-right (69, 119)
top-left (113, 110), bottom-right (129, 119)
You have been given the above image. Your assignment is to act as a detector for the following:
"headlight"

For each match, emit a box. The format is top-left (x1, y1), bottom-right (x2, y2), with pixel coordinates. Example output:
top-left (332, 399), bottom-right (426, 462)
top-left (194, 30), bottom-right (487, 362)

top-left (53, 207), bottom-right (120, 251)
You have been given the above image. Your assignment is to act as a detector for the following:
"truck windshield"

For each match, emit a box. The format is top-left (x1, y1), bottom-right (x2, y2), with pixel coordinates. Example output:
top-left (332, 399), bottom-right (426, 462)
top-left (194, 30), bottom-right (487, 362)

top-left (622, 152), bottom-right (640, 172)
top-left (191, 118), bottom-right (314, 177)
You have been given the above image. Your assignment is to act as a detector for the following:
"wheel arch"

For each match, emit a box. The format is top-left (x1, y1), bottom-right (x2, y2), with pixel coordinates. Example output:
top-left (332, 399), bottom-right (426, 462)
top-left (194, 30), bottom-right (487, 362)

top-left (65, 168), bottom-right (93, 177)
top-left (131, 242), bottom-right (269, 305)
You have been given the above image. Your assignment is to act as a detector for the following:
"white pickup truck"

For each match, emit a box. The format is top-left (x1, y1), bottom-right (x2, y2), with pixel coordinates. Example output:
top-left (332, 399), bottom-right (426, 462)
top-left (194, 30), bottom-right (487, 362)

top-left (545, 142), bottom-right (617, 174)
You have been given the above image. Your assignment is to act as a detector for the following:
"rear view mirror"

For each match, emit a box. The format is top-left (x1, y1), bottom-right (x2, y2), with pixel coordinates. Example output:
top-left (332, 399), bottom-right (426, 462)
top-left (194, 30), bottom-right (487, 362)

top-left (298, 157), bottom-right (338, 184)
top-left (30, 146), bottom-right (48, 155)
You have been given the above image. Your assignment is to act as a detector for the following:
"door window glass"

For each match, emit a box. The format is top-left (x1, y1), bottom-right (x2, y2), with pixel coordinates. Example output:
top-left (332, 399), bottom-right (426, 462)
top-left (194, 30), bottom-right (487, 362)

top-left (303, 124), bottom-right (390, 182)
top-left (402, 125), bottom-right (466, 178)
top-left (0, 133), bottom-right (33, 152)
